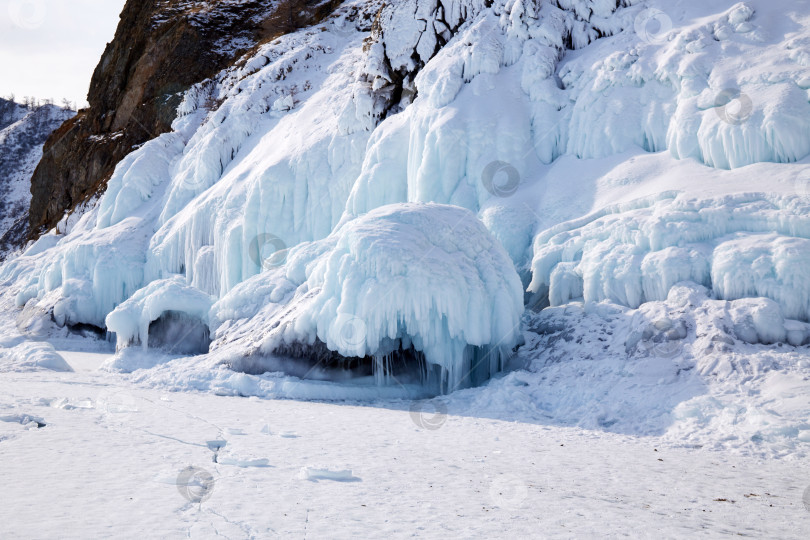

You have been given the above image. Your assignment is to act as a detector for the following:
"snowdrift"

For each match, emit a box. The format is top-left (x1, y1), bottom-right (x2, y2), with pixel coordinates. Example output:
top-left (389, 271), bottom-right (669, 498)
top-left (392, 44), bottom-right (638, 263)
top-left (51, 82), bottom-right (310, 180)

top-left (491, 282), bottom-right (810, 457)
top-left (0, 341), bottom-right (72, 373)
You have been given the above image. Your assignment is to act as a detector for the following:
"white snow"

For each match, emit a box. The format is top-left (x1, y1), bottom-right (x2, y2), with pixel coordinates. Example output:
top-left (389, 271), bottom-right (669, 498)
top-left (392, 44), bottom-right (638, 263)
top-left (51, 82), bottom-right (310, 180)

top-left (0, 101), bottom-right (75, 254)
top-left (0, 360), bottom-right (809, 538)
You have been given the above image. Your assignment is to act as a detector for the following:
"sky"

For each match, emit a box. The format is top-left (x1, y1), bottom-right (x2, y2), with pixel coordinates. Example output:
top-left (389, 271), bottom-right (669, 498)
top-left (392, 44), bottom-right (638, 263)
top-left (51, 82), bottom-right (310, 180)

top-left (0, 0), bottom-right (126, 108)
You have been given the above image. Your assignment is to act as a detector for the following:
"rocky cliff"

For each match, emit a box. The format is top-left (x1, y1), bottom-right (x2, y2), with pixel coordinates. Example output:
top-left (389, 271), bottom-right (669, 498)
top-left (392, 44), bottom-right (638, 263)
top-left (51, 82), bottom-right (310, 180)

top-left (27, 0), bottom-right (341, 242)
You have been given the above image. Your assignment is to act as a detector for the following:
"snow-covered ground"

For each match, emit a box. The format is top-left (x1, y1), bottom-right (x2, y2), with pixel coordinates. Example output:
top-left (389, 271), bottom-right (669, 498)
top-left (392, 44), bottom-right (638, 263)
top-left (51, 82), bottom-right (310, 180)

top-left (2, 348), bottom-right (810, 538)
top-left (2, 274), bottom-right (810, 537)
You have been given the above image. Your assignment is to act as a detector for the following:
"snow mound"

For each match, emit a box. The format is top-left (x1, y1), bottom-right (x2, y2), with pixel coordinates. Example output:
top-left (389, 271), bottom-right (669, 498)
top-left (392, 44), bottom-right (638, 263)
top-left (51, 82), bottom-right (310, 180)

top-left (460, 281), bottom-right (810, 457)
top-left (213, 203), bottom-right (524, 393)
top-left (105, 276), bottom-right (214, 353)
top-left (0, 341), bottom-right (73, 373)
top-left (528, 193), bottom-right (810, 320)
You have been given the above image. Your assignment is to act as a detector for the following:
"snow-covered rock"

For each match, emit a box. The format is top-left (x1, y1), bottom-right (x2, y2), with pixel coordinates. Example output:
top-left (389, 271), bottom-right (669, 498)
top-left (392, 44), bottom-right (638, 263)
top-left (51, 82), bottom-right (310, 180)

top-left (0, 99), bottom-right (75, 257)
top-left (213, 203), bottom-right (524, 392)
top-left (105, 276), bottom-right (214, 352)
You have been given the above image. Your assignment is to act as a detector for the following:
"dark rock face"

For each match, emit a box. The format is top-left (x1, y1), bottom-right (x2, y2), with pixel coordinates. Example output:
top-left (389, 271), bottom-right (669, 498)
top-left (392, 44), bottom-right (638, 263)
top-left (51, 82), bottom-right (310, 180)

top-left (27, 0), bottom-right (340, 241)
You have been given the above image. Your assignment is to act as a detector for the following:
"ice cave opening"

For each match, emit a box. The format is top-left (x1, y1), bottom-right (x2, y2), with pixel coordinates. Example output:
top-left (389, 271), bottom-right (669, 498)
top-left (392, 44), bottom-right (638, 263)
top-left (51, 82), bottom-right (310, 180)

top-left (229, 338), bottom-right (434, 385)
top-left (146, 311), bottom-right (211, 355)
top-left (66, 322), bottom-right (109, 340)
top-left (225, 337), bottom-right (512, 394)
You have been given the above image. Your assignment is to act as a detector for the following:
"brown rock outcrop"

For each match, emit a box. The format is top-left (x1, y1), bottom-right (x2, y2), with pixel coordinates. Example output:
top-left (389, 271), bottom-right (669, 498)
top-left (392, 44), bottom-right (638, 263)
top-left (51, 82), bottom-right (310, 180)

top-left (28, 0), bottom-right (340, 241)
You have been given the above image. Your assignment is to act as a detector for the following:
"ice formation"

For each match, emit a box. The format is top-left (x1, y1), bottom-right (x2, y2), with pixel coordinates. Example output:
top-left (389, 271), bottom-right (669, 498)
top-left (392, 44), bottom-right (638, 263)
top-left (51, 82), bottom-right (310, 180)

top-left (487, 281), bottom-right (810, 454)
top-left (105, 276), bottom-right (214, 352)
top-left (528, 193), bottom-right (810, 321)
top-left (211, 203), bottom-right (524, 392)
top-left (1, 0), bottom-right (810, 392)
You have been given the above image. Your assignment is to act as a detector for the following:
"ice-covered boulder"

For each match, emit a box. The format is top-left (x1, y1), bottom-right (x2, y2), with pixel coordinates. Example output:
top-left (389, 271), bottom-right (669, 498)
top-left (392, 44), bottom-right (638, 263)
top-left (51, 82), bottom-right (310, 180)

top-left (528, 193), bottom-right (810, 320)
top-left (213, 203), bottom-right (524, 392)
top-left (727, 297), bottom-right (787, 345)
top-left (711, 234), bottom-right (810, 322)
top-left (105, 276), bottom-right (214, 354)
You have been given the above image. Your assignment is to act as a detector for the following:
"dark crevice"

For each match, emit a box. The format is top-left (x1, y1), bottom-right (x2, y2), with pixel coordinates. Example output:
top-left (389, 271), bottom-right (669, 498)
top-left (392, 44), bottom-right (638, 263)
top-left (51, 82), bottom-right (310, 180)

top-left (147, 310), bottom-right (211, 355)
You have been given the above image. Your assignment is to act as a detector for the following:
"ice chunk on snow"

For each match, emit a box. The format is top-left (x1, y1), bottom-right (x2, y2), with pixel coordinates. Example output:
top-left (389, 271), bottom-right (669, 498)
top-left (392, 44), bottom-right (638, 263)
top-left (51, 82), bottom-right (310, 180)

top-left (711, 234), bottom-right (810, 321)
top-left (728, 297), bottom-right (787, 345)
top-left (298, 467), bottom-right (360, 482)
top-left (271, 95), bottom-right (294, 112)
top-left (105, 276), bottom-right (214, 352)
top-left (784, 319), bottom-right (808, 347)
